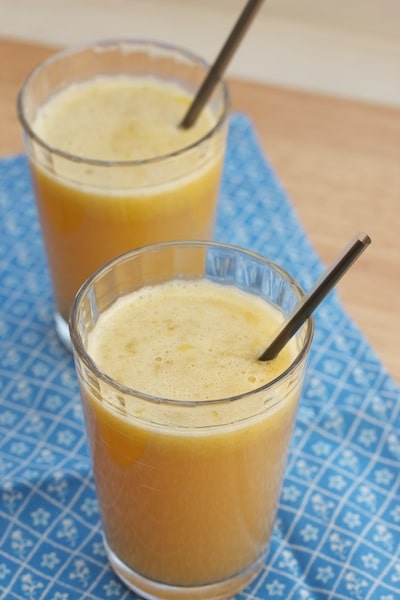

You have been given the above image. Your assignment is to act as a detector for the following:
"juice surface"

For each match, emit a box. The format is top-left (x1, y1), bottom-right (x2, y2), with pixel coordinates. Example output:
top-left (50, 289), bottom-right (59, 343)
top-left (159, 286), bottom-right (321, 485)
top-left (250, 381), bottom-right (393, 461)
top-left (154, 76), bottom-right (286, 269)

top-left (30, 77), bottom-right (225, 320)
top-left (33, 77), bottom-right (213, 163)
top-left (89, 279), bottom-right (296, 400)
top-left (82, 279), bottom-right (303, 586)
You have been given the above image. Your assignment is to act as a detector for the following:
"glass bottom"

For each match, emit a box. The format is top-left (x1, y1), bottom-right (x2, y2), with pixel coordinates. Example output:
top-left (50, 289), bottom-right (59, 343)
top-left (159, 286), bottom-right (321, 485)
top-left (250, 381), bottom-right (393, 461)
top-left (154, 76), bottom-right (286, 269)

top-left (54, 312), bottom-right (72, 352)
top-left (104, 538), bottom-right (266, 600)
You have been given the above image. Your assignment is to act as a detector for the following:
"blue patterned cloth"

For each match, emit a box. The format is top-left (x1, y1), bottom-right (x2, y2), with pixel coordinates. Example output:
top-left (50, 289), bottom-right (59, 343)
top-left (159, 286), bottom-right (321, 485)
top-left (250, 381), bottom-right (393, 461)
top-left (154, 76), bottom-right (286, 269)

top-left (0, 114), bottom-right (399, 600)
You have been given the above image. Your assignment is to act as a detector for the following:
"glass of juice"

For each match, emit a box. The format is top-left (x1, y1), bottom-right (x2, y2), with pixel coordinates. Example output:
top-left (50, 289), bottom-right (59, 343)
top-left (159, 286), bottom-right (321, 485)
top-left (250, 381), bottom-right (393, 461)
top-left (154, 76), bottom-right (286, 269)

top-left (17, 40), bottom-right (229, 347)
top-left (69, 241), bottom-right (313, 600)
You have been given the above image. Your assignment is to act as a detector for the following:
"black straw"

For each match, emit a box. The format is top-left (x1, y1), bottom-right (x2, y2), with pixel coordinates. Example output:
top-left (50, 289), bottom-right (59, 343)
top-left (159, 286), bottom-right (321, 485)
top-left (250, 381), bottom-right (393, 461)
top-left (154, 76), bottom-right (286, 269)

top-left (259, 233), bottom-right (371, 361)
top-left (180, 0), bottom-right (265, 129)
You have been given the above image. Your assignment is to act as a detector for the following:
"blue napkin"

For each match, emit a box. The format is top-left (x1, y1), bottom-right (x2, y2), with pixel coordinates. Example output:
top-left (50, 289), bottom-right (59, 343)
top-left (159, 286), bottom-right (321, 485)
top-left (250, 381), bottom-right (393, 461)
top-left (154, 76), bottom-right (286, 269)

top-left (1, 114), bottom-right (399, 600)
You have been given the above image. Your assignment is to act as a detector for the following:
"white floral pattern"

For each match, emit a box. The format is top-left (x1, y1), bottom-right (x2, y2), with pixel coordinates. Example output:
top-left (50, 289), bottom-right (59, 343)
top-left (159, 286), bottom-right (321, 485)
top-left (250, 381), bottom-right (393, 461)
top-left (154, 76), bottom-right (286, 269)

top-left (1, 115), bottom-right (399, 599)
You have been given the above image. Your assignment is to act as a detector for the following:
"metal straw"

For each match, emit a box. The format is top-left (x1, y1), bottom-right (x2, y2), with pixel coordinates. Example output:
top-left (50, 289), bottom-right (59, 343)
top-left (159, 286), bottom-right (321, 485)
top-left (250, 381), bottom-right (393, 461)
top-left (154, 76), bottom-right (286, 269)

top-left (180, 0), bottom-right (265, 129)
top-left (259, 233), bottom-right (371, 361)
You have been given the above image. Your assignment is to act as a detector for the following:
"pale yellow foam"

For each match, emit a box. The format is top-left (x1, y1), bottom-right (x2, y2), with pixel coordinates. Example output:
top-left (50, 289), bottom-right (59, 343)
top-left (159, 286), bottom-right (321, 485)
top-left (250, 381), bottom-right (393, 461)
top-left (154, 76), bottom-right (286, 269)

top-left (33, 76), bottom-right (214, 162)
top-left (88, 279), bottom-right (297, 401)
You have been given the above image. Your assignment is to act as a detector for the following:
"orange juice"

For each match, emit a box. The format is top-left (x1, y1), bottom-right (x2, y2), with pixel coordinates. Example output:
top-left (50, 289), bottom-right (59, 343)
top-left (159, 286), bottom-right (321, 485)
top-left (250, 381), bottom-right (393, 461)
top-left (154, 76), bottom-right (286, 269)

top-left (80, 278), bottom-right (303, 589)
top-left (29, 76), bottom-right (225, 322)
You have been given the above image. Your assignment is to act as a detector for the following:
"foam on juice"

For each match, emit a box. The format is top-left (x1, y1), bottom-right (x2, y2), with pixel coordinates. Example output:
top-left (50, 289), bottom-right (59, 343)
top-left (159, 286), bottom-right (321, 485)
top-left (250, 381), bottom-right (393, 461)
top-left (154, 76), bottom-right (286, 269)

top-left (88, 278), bottom-right (297, 401)
top-left (33, 76), bottom-right (213, 162)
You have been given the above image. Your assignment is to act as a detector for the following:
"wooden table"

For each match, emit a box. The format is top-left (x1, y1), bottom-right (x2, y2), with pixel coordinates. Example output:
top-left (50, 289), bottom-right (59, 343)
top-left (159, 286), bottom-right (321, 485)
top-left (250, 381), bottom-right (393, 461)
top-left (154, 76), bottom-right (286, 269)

top-left (2, 38), bottom-right (399, 384)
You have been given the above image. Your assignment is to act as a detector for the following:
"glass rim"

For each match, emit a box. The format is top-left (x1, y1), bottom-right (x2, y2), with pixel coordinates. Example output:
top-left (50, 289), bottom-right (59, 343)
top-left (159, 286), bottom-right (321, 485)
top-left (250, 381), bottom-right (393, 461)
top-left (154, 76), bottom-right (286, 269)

top-left (69, 241), bottom-right (314, 408)
top-left (16, 38), bottom-right (231, 168)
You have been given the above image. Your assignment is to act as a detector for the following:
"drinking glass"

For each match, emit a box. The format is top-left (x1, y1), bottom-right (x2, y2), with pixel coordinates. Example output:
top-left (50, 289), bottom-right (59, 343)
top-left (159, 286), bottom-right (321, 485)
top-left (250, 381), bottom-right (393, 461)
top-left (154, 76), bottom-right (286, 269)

top-left (70, 241), bottom-right (313, 600)
top-left (17, 40), bottom-right (229, 347)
